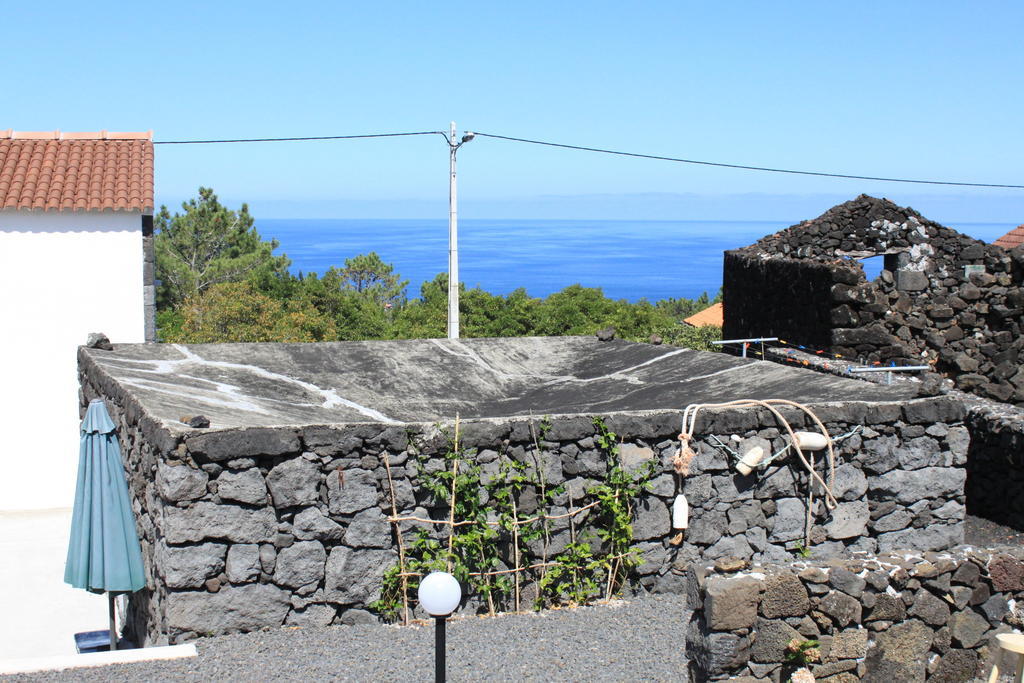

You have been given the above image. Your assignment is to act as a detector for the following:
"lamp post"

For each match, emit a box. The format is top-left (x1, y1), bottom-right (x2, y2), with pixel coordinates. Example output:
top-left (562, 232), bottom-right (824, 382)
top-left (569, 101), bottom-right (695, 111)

top-left (418, 571), bottom-right (462, 683)
top-left (446, 122), bottom-right (474, 339)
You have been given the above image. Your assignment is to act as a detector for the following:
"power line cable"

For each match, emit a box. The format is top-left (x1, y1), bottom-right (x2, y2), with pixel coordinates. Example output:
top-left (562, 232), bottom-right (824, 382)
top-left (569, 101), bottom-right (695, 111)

top-left (151, 128), bottom-right (1024, 189)
top-left (154, 131), bottom-right (446, 145)
top-left (473, 131), bottom-right (1024, 189)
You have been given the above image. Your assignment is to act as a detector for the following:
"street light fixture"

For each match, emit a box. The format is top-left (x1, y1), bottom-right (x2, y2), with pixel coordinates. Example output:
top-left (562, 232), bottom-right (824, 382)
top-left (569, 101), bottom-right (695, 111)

top-left (418, 571), bottom-right (462, 683)
top-left (446, 122), bottom-right (474, 339)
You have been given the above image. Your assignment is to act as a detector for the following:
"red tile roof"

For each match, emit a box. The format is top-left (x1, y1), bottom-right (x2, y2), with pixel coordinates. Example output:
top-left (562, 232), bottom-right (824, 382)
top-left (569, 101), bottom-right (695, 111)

top-left (994, 225), bottom-right (1024, 250)
top-left (0, 130), bottom-right (154, 212)
top-left (683, 302), bottom-right (724, 327)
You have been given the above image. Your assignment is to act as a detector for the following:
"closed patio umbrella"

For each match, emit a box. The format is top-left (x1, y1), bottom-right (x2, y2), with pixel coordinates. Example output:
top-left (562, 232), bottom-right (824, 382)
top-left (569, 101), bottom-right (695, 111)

top-left (64, 399), bottom-right (145, 651)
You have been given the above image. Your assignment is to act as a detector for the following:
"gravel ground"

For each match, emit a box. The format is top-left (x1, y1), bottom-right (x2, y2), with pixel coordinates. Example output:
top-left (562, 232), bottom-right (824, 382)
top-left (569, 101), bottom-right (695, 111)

top-left (5, 595), bottom-right (691, 682)
top-left (964, 513), bottom-right (1024, 548)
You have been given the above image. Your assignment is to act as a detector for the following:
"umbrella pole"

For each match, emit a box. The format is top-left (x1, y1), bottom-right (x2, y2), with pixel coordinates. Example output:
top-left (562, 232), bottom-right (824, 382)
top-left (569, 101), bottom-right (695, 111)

top-left (108, 593), bottom-right (117, 651)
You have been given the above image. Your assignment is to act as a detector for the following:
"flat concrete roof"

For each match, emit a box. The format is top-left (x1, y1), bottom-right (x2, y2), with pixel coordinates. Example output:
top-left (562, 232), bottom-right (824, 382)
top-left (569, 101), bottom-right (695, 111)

top-left (82, 337), bottom-right (916, 429)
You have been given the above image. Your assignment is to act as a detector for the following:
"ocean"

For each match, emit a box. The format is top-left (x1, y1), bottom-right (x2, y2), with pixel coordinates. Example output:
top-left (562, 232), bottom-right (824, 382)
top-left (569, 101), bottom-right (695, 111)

top-left (256, 218), bottom-right (1017, 303)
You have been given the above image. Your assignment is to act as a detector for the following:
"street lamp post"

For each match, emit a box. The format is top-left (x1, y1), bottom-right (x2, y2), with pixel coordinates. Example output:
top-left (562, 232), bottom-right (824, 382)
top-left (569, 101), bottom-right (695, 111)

top-left (418, 571), bottom-right (462, 683)
top-left (447, 122), bottom-right (474, 339)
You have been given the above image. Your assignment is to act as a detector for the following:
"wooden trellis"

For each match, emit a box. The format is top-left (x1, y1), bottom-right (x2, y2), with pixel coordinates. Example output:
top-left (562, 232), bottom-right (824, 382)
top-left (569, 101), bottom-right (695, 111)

top-left (379, 416), bottom-right (633, 624)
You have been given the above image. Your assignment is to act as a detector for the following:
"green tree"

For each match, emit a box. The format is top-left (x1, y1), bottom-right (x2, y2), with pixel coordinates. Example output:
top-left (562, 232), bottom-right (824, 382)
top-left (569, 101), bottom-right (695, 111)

top-left (163, 281), bottom-right (336, 343)
top-left (337, 252), bottom-right (408, 307)
top-left (155, 187), bottom-right (290, 308)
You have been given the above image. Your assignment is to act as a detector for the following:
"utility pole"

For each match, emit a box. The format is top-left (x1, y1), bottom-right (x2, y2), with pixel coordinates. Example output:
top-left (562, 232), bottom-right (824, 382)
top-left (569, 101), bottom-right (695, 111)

top-left (446, 122), bottom-right (473, 339)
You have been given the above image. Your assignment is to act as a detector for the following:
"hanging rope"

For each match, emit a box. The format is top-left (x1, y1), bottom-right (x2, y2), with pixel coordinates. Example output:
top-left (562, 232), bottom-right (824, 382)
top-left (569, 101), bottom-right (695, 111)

top-left (677, 399), bottom-right (840, 547)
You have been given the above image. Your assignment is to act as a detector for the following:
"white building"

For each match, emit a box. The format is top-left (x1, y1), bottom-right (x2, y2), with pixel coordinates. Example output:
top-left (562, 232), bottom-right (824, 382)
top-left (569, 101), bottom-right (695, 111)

top-left (0, 130), bottom-right (154, 511)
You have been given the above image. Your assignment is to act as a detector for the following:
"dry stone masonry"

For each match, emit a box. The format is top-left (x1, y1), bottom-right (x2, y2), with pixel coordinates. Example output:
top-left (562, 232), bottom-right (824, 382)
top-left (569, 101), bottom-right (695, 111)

top-left (79, 342), bottom-right (972, 645)
top-left (724, 194), bottom-right (1024, 405)
top-left (685, 549), bottom-right (1024, 681)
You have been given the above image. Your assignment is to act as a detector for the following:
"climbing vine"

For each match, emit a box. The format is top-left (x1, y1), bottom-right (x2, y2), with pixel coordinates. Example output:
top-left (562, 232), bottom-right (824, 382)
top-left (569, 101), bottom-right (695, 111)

top-left (372, 416), bottom-right (657, 622)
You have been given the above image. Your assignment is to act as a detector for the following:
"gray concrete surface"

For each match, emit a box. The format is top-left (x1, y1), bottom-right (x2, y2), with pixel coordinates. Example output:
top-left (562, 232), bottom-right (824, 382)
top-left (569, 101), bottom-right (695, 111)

top-left (83, 337), bottom-right (915, 430)
top-left (0, 509), bottom-right (112, 660)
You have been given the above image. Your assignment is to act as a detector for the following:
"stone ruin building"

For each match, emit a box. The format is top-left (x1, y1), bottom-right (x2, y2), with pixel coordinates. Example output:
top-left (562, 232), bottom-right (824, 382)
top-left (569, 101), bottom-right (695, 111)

top-left (79, 334), bottom-right (1024, 681)
top-left (723, 194), bottom-right (1024, 404)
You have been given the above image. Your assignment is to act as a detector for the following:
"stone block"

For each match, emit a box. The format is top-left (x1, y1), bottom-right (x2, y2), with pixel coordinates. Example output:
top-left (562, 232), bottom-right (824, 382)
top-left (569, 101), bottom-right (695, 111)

top-left (760, 571), bottom-right (809, 618)
top-left (929, 649), bottom-right (979, 683)
top-left (325, 547), bottom-right (397, 605)
top-left (687, 510), bottom-right (726, 545)
top-left (683, 474), bottom-right (713, 506)
top-left (701, 631), bottom-right (750, 675)
top-left (274, 540), bottom-right (327, 588)
top-left (826, 464), bottom-right (867, 501)
top-left (704, 534), bottom-right (754, 561)
top-left (828, 568), bottom-right (866, 598)
top-left (826, 501), bottom-right (869, 540)
top-left (948, 609), bottom-right (989, 648)
top-left (163, 502), bottom-right (277, 544)
top-left (829, 629), bottom-right (868, 660)
top-left (156, 463), bottom-right (208, 502)
top-left (266, 458), bottom-right (321, 508)
top-left (157, 541), bottom-right (226, 589)
top-left (226, 543), bottom-right (261, 583)
top-left (217, 469), bottom-right (268, 505)
top-left (632, 498), bottom-right (670, 540)
top-left (751, 618), bottom-right (803, 663)
top-left (907, 587), bottom-right (950, 626)
top-left (166, 583), bottom-right (290, 634)
top-left (286, 604), bottom-right (337, 627)
top-left (619, 443), bottom-right (655, 474)
top-left (343, 508), bottom-right (392, 548)
top-left (543, 416), bottom-right (594, 441)
top-left (877, 523), bottom-right (963, 552)
top-left (864, 618), bottom-right (932, 682)
top-left (327, 468), bottom-right (378, 515)
top-left (768, 497), bottom-right (805, 543)
top-left (704, 575), bottom-right (761, 630)
top-left (869, 467), bottom-right (965, 504)
top-left (292, 507), bottom-right (345, 542)
top-left (867, 594), bottom-right (906, 622)
top-left (819, 590), bottom-right (861, 627)
top-left (896, 270), bottom-right (929, 291)
top-left (755, 465), bottom-right (796, 500)
top-left (186, 428), bottom-right (299, 461)
top-left (989, 554), bottom-right (1024, 591)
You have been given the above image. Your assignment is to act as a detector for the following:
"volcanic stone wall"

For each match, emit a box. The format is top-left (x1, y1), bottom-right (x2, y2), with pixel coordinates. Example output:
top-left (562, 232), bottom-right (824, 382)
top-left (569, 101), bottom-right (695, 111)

top-left (723, 195), bottom-right (1024, 405)
top-left (685, 549), bottom-right (1024, 681)
top-left (80, 351), bottom-right (971, 644)
top-left (965, 404), bottom-right (1024, 530)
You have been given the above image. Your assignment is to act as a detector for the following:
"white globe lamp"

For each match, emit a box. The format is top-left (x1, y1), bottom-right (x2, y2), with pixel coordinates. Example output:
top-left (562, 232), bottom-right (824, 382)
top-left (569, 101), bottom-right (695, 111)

top-left (418, 571), bottom-right (462, 616)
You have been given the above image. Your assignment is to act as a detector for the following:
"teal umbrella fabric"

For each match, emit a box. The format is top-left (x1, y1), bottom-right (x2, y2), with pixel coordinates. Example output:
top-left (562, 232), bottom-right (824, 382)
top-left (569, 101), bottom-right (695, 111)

top-left (64, 399), bottom-right (145, 594)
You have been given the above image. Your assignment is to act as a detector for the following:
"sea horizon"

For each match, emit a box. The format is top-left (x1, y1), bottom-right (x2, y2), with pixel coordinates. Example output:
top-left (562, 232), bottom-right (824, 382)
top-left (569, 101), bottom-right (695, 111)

top-left (256, 218), bottom-right (1018, 303)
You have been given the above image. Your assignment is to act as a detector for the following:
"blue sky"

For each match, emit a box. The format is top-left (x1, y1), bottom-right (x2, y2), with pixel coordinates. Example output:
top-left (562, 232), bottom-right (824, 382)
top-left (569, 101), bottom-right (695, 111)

top-left (4, 1), bottom-right (1023, 223)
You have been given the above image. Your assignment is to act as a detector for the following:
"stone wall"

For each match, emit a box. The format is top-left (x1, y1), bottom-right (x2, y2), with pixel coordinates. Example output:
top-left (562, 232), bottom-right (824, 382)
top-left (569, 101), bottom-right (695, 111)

top-left (80, 351), bottom-right (971, 644)
top-left (723, 194), bottom-right (1024, 404)
top-left (965, 403), bottom-right (1024, 531)
top-left (684, 549), bottom-right (1024, 681)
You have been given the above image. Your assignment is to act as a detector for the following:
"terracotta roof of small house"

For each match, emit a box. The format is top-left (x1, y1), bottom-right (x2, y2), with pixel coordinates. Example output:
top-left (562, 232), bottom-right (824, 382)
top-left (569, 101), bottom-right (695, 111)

top-left (994, 225), bottom-right (1024, 250)
top-left (683, 302), bottom-right (723, 327)
top-left (0, 130), bottom-right (154, 212)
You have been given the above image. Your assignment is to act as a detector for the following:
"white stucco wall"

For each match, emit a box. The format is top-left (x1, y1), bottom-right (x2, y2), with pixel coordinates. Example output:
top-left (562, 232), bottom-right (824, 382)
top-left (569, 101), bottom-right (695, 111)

top-left (0, 210), bottom-right (145, 511)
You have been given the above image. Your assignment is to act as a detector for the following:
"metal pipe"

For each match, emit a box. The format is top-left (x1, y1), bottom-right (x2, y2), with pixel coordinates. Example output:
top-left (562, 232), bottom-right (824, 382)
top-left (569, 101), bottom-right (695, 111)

top-left (711, 337), bottom-right (779, 345)
top-left (846, 366), bottom-right (931, 373)
top-left (847, 365), bottom-right (930, 385)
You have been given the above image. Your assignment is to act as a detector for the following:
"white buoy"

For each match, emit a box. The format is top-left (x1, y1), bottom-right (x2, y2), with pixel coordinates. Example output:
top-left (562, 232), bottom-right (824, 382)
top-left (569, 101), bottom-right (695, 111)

top-left (735, 446), bottom-right (767, 475)
top-left (672, 494), bottom-right (689, 529)
top-left (792, 431), bottom-right (830, 451)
